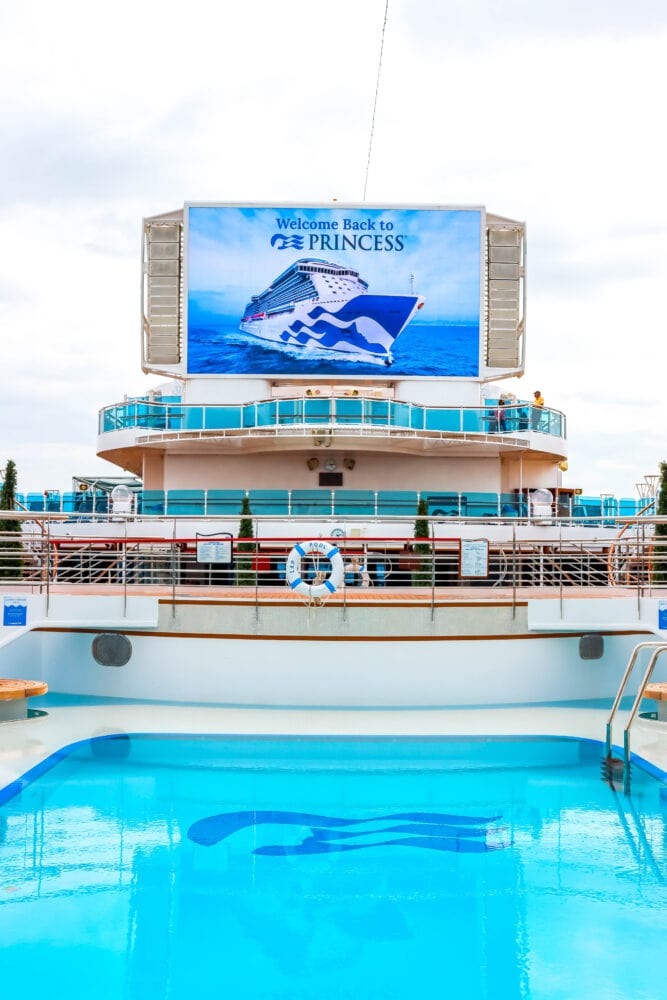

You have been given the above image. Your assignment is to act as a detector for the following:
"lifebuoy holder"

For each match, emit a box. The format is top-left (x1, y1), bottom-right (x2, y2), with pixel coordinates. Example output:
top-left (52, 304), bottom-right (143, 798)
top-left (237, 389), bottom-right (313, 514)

top-left (286, 540), bottom-right (345, 601)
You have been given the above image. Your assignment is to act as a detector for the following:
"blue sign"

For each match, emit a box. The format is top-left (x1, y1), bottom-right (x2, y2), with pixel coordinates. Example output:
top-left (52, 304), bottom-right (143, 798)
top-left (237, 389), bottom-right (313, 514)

top-left (3, 596), bottom-right (27, 627)
top-left (186, 204), bottom-right (482, 378)
top-left (659, 601), bottom-right (667, 631)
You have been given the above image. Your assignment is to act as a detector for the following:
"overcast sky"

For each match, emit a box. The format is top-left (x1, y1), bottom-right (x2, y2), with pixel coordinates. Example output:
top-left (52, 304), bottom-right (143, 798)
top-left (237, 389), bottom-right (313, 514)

top-left (1, 0), bottom-right (665, 498)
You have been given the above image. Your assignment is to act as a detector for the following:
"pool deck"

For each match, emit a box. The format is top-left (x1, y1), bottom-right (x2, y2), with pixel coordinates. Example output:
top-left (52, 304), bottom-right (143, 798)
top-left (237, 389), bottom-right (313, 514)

top-left (1, 701), bottom-right (666, 797)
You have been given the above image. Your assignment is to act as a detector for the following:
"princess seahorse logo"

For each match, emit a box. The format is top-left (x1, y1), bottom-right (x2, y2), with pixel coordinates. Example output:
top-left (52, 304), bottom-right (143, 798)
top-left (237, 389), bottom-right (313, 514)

top-left (187, 809), bottom-right (509, 856)
top-left (271, 233), bottom-right (305, 250)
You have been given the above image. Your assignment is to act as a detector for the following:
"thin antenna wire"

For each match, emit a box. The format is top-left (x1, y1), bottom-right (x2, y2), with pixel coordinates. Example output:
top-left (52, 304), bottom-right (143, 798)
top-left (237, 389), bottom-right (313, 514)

top-left (363, 0), bottom-right (390, 202)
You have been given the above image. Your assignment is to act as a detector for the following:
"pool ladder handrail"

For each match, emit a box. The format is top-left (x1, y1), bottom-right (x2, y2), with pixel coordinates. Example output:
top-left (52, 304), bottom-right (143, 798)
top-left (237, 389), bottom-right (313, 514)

top-left (605, 641), bottom-right (667, 785)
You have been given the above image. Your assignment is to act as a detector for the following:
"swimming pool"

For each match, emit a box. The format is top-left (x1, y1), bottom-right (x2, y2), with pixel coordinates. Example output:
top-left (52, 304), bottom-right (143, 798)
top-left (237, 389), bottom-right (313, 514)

top-left (1, 735), bottom-right (666, 999)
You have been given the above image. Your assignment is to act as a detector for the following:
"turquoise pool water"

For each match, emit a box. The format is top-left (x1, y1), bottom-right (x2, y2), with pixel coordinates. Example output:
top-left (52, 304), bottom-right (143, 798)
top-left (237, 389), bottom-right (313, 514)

top-left (1, 736), bottom-right (666, 999)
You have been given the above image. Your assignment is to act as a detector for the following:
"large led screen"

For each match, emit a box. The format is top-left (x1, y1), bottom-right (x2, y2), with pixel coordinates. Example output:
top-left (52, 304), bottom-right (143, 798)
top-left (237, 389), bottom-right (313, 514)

top-left (186, 205), bottom-right (482, 377)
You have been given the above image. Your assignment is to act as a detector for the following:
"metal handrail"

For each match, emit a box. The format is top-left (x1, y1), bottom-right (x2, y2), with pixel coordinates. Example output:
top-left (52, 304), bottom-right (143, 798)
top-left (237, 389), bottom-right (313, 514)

top-left (623, 646), bottom-right (667, 774)
top-left (604, 641), bottom-right (667, 758)
top-left (1, 525), bottom-right (665, 592)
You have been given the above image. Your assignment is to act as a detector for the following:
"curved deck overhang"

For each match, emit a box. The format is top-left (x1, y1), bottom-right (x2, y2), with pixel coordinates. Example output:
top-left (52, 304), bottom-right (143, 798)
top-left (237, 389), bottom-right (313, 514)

top-left (98, 424), bottom-right (567, 477)
top-left (97, 397), bottom-right (568, 473)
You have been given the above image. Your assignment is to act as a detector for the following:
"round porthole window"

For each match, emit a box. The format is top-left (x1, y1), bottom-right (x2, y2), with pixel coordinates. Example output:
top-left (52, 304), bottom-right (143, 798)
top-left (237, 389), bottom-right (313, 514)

top-left (92, 632), bottom-right (132, 667)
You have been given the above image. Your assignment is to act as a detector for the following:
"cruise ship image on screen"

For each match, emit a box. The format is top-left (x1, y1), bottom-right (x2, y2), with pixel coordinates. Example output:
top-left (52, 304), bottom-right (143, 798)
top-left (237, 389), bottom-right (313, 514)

top-left (239, 258), bottom-right (425, 367)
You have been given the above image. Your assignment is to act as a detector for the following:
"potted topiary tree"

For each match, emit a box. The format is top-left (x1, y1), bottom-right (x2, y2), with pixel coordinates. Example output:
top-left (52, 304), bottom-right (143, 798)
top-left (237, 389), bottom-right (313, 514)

top-left (412, 497), bottom-right (432, 587)
top-left (236, 495), bottom-right (256, 586)
top-left (0, 459), bottom-right (23, 579)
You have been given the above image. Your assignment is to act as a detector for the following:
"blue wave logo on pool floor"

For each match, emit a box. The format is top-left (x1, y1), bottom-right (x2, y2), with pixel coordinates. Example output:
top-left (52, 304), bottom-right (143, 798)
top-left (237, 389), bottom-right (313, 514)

top-left (187, 810), bottom-right (508, 856)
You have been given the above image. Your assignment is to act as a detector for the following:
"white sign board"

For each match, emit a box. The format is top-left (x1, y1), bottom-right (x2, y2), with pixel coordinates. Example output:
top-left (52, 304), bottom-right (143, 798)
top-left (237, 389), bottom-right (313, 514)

top-left (196, 536), bottom-right (232, 564)
top-left (459, 539), bottom-right (489, 578)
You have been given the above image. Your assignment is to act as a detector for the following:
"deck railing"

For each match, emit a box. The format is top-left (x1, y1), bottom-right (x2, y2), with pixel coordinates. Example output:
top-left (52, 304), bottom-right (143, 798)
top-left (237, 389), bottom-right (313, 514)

top-left (1, 517), bottom-right (665, 598)
top-left (97, 396), bottom-right (567, 441)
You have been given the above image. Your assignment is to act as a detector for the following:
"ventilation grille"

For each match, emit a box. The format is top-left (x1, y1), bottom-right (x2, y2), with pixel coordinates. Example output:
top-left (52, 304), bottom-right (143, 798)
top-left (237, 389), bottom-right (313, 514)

top-left (485, 225), bottom-right (525, 370)
top-left (142, 219), bottom-right (183, 368)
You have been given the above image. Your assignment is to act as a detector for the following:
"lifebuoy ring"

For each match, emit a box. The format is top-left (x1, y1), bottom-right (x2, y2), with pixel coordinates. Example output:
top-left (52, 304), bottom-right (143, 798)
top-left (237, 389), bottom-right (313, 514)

top-left (286, 540), bottom-right (344, 600)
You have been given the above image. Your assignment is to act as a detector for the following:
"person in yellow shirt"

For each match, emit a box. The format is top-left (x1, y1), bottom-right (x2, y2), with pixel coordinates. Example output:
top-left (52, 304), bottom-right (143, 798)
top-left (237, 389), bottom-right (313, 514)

top-left (531, 390), bottom-right (544, 430)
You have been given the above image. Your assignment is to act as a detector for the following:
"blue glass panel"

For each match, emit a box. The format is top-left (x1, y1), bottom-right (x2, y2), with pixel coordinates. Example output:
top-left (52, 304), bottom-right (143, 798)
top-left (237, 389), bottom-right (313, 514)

top-left (376, 491), bottom-right (418, 516)
top-left (72, 494), bottom-right (91, 515)
top-left (247, 490), bottom-right (289, 515)
top-left (166, 491), bottom-right (206, 516)
top-left (391, 402), bottom-right (411, 428)
top-left (165, 406), bottom-right (183, 430)
top-left (278, 400), bottom-right (302, 425)
top-left (462, 409), bottom-right (486, 432)
top-left (255, 402), bottom-right (277, 427)
top-left (410, 406), bottom-right (425, 430)
top-left (72, 492), bottom-right (105, 514)
top-left (426, 493), bottom-right (465, 517)
top-left (291, 490), bottom-right (333, 515)
top-left (499, 493), bottom-right (525, 517)
top-left (335, 399), bottom-right (363, 424)
top-left (26, 493), bottom-right (46, 512)
top-left (424, 409), bottom-right (459, 431)
top-left (619, 499), bottom-right (639, 517)
top-left (139, 491), bottom-right (165, 515)
top-left (204, 407), bottom-right (242, 430)
top-left (544, 410), bottom-right (562, 436)
top-left (466, 492), bottom-right (500, 517)
top-left (61, 493), bottom-right (77, 513)
top-left (508, 406), bottom-right (531, 432)
top-left (136, 404), bottom-right (166, 429)
top-left (102, 405), bottom-right (123, 432)
top-left (332, 490), bottom-right (376, 516)
top-left (243, 404), bottom-right (257, 428)
top-left (367, 400), bottom-right (389, 425)
top-left (205, 490), bottom-right (245, 515)
top-left (637, 498), bottom-right (657, 517)
top-left (578, 497), bottom-right (602, 516)
top-left (184, 407), bottom-right (204, 430)
top-left (73, 492), bottom-right (109, 514)
top-left (304, 399), bottom-right (331, 424)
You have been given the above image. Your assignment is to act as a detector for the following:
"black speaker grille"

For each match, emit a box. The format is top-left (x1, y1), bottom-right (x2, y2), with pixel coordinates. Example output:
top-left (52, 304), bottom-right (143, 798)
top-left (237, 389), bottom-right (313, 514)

top-left (92, 633), bottom-right (132, 667)
top-left (579, 634), bottom-right (604, 660)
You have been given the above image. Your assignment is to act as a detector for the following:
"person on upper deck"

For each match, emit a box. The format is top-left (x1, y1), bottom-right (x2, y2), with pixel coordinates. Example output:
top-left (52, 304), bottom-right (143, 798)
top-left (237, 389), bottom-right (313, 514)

top-left (531, 390), bottom-right (544, 430)
top-left (496, 399), bottom-right (507, 432)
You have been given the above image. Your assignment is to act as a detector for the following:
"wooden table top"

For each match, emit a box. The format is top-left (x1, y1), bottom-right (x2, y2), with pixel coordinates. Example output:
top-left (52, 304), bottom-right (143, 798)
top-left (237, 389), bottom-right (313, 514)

top-left (644, 682), bottom-right (667, 702)
top-left (0, 679), bottom-right (48, 701)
